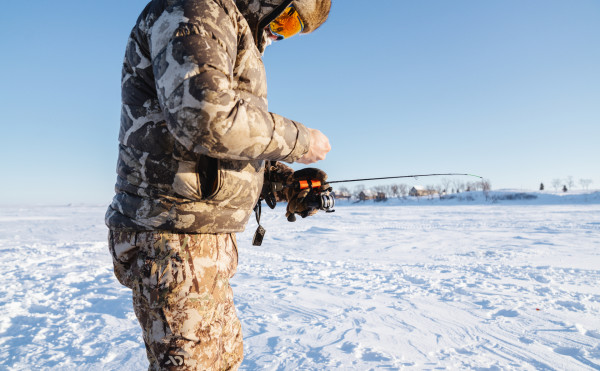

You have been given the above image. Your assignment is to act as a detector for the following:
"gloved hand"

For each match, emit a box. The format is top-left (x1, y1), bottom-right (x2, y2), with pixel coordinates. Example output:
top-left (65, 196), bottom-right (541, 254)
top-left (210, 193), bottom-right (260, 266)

top-left (262, 162), bottom-right (294, 206)
top-left (283, 168), bottom-right (329, 222)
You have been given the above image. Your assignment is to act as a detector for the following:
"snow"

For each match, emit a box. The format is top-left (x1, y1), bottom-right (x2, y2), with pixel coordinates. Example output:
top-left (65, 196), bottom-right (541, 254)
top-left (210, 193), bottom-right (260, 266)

top-left (0, 191), bottom-right (599, 370)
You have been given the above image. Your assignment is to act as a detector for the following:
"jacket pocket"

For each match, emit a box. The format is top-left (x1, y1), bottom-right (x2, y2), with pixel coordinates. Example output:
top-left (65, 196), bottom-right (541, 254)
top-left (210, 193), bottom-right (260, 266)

top-left (207, 159), bottom-right (263, 209)
top-left (172, 156), bottom-right (221, 200)
top-left (172, 160), bottom-right (203, 200)
top-left (197, 155), bottom-right (221, 199)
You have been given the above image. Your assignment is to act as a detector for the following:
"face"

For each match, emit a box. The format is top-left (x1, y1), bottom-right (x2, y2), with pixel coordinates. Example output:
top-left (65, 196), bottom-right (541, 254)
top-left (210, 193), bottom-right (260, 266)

top-left (264, 27), bottom-right (280, 42)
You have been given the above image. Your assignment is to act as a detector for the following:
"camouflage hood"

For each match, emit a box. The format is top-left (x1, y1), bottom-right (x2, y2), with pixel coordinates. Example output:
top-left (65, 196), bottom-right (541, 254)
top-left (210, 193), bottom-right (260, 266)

top-left (236, 0), bottom-right (331, 50)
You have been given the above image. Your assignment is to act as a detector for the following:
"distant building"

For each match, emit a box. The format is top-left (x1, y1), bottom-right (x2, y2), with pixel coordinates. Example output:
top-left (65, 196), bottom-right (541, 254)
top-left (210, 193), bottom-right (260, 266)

top-left (409, 186), bottom-right (436, 197)
top-left (375, 192), bottom-right (387, 202)
top-left (358, 190), bottom-right (376, 201)
top-left (332, 190), bottom-right (351, 200)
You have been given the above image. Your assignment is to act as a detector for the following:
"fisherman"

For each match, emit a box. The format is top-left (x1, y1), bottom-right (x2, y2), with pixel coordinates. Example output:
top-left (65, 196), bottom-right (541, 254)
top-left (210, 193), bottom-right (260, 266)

top-left (105, 0), bottom-right (331, 369)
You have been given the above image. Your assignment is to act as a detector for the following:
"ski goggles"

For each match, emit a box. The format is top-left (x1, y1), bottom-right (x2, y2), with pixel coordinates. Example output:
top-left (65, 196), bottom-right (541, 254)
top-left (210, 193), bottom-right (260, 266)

top-left (268, 5), bottom-right (305, 40)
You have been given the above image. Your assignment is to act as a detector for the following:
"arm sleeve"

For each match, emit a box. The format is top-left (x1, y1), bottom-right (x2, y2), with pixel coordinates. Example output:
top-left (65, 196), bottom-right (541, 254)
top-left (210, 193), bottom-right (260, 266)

top-left (149, 1), bottom-right (310, 162)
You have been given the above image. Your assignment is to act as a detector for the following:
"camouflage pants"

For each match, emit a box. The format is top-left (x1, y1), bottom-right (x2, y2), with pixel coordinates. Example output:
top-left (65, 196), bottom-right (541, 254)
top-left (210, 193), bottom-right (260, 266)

top-left (108, 230), bottom-right (243, 370)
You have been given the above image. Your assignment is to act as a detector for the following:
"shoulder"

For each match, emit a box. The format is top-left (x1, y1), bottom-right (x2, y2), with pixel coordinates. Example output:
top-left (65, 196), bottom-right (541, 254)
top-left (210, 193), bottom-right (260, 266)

top-left (144, 0), bottom-right (242, 56)
top-left (140, 0), bottom-right (240, 31)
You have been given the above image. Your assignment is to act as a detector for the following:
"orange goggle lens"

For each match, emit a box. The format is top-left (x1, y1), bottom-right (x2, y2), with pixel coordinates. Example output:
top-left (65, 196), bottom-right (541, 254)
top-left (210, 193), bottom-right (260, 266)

top-left (269, 6), bottom-right (304, 40)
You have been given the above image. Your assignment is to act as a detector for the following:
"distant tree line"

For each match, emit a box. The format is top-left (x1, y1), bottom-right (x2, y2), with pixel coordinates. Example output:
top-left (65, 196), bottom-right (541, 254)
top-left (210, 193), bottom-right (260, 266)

top-left (335, 176), bottom-right (595, 201)
top-left (334, 178), bottom-right (492, 200)
top-left (545, 176), bottom-right (594, 192)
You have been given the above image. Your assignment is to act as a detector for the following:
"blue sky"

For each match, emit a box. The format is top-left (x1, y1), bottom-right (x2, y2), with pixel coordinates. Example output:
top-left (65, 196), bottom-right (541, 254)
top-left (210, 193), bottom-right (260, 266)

top-left (0, 0), bottom-right (598, 204)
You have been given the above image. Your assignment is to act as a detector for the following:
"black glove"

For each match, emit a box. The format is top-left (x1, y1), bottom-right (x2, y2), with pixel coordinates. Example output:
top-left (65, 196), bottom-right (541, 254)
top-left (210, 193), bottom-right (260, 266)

top-left (283, 168), bottom-right (329, 222)
top-left (261, 162), bottom-right (294, 208)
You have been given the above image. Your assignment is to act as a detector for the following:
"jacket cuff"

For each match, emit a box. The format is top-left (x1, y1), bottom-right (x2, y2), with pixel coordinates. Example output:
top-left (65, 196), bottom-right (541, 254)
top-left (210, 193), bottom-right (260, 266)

top-left (282, 120), bottom-right (311, 163)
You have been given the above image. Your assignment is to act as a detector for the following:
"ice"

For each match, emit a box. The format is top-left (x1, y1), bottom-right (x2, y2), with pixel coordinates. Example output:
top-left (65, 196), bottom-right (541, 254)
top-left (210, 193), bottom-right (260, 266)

top-left (0, 191), bottom-right (599, 369)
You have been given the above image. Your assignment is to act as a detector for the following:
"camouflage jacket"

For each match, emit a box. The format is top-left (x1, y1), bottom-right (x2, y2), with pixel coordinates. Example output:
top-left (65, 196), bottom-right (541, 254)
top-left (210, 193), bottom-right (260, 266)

top-left (106, 0), bottom-right (311, 233)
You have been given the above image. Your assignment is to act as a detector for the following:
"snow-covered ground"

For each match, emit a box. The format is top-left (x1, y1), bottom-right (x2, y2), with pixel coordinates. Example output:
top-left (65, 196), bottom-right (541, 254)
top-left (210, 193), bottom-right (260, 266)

top-left (0, 191), bottom-right (599, 370)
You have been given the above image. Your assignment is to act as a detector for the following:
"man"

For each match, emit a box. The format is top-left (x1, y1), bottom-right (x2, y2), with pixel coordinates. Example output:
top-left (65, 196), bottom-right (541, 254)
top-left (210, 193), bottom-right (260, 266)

top-left (105, 0), bottom-right (331, 369)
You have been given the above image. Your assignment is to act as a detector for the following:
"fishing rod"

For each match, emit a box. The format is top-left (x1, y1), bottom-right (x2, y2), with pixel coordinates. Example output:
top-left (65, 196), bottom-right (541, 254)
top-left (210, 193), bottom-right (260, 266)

top-left (328, 173), bottom-right (482, 184)
top-left (267, 172), bottom-right (483, 212)
top-left (283, 173), bottom-right (482, 190)
top-left (254, 172), bottom-right (483, 245)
